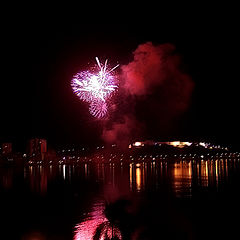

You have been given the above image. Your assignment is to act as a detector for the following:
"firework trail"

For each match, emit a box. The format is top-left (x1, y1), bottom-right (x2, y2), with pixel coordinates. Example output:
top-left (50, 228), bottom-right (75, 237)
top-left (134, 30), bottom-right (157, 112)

top-left (71, 57), bottom-right (119, 118)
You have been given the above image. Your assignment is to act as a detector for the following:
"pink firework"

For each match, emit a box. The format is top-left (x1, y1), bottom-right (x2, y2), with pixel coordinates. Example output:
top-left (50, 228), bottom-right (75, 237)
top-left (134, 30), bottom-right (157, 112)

top-left (89, 100), bottom-right (108, 119)
top-left (71, 57), bottom-right (119, 118)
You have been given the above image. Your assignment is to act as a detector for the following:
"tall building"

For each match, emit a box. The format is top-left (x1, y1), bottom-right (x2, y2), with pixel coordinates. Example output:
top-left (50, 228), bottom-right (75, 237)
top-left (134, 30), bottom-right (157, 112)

top-left (27, 138), bottom-right (47, 159)
top-left (2, 143), bottom-right (12, 155)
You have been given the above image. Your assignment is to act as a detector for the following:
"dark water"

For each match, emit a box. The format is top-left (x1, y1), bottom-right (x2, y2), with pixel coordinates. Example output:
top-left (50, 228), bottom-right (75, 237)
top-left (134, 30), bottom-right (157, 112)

top-left (1, 158), bottom-right (240, 239)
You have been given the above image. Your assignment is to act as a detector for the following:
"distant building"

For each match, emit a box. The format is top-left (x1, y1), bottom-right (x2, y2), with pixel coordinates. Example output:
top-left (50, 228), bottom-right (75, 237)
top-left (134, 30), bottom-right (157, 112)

top-left (163, 141), bottom-right (192, 148)
top-left (130, 140), bottom-right (224, 150)
top-left (27, 138), bottom-right (47, 160)
top-left (130, 140), bottom-right (193, 149)
top-left (2, 143), bottom-right (12, 155)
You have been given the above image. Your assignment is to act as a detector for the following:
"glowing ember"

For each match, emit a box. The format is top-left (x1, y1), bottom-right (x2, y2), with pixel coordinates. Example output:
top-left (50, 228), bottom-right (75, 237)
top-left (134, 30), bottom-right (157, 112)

top-left (71, 57), bottom-right (119, 118)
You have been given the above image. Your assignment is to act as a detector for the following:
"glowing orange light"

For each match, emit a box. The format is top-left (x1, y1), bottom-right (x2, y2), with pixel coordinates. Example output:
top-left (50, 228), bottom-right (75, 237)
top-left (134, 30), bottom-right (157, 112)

top-left (133, 141), bottom-right (142, 147)
top-left (136, 167), bottom-right (141, 192)
top-left (169, 141), bottom-right (192, 148)
top-left (129, 164), bottom-right (133, 190)
top-left (170, 141), bottom-right (181, 147)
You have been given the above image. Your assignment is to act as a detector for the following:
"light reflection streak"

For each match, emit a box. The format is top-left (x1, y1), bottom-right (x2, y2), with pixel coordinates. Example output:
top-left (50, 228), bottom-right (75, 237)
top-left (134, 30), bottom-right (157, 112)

top-left (129, 164), bottom-right (133, 191)
top-left (9, 157), bottom-right (237, 199)
top-left (24, 167), bottom-right (27, 179)
top-left (112, 163), bottom-right (115, 186)
top-left (160, 162), bottom-right (163, 176)
top-left (136, 167), bottom-right (141, 192)
top-left (201, 160), bottom-right (208, 187)
top-left (173, 161), bottom-right (192, 196)
top-left (69, 166), bottom-right (72, 180)
top-left (84, 164), bottom-right (88, 179)
top-left (74, 201), bottom-right (122, 240)
top-left (58, 164), bottom-right (61, 175)
top-left (63, 164), bottom-right (66, 180)
top-left (142, 163), bottom-right (145, 190)
top-left (225, 159), bottom-right (228, 178)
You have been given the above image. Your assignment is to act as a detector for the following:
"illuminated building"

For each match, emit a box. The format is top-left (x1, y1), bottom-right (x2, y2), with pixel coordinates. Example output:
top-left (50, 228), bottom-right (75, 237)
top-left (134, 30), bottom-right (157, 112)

top-left (167, 141), bottom-right (192, 148)
top-left (131, 140), bottom-right (192, 148)
top-left (133, 141), bottom-right (145, 147)
top-left (130, 140), bottom-right (226, 150)
top-left (27, 138), bottom-right (47, 159)
top-left (2, 143), bottom-right (12, 155)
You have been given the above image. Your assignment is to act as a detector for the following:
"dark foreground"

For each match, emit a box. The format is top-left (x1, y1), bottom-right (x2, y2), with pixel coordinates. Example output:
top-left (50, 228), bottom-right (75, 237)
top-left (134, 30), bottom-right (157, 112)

top-left (1, 158), bottom-right (240, 239)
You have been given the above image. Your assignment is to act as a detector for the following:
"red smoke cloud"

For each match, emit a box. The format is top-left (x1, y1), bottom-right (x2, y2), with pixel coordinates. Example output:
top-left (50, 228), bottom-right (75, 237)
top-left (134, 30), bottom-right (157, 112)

top-left (122, 42), bottom-right (170, 96)
top-left (102, 42), bottom-right (194, 146)
top-left (122, 42), bottom-right (193, 106)
top-left (102, 115), bottom-right (143, 149)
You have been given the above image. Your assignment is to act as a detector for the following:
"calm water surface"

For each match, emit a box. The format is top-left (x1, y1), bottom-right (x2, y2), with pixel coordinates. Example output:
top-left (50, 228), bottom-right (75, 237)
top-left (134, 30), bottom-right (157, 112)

top-left (1, 158), bottom-right (240, 239)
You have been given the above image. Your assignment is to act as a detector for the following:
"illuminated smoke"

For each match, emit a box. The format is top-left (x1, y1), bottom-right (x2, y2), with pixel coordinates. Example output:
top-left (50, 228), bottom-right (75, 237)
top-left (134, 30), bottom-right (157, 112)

top-left (102, 42), bottom-right (194, 145)
top-left (102, 115), bottom-right (143, 149)
top-left (122, 42), bottom-right (193, 102)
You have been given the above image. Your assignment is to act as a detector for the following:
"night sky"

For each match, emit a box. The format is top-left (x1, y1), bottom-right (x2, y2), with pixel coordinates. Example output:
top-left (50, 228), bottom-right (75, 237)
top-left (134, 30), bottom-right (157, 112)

top-left (1, 5), bottom-right (239, 150)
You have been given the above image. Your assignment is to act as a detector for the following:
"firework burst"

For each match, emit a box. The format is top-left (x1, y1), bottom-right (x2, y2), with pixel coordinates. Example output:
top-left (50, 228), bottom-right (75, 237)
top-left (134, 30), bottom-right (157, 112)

top-left (71, 57), bottom-right (119, 118)
top-left (89, 100), bottom-right (108, 119)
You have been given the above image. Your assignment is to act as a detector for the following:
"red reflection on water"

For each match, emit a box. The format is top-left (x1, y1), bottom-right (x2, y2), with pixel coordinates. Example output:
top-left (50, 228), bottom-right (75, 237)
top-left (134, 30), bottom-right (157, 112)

top-left (1, 168), bottom-right (13, 189)
top-left (29, 165), bottom-right (48, 194)
top-left (74, 201), bottom-right (122, 240)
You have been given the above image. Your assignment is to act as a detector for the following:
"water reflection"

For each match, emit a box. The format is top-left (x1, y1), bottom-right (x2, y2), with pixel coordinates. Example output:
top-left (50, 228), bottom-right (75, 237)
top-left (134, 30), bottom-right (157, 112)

top-left (1, 158), bottom-right (238, 197)
top-left (72, 158), bottom-right (239, 239)
top-left (136, 165), bottom-right (141, 192)
top-left (27, 165), bottom-right (48, 194)
top-left (94, 159), bottom-right (238, 196)
top-left (129, 164), bottom-right (133, 191)
top-left (0, 167), bottom-right (13, 189)
top-left (173, 161), bottom-right (192, 197)
top-left (74, 200), bottom-right (122, 240)
top-left (1, 158), bottom-right (240, 239)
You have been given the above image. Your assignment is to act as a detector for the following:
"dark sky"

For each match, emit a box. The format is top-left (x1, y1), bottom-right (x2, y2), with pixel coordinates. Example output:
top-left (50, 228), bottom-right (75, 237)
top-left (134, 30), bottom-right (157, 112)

top-left (1, 4), bottom-right (239, 150)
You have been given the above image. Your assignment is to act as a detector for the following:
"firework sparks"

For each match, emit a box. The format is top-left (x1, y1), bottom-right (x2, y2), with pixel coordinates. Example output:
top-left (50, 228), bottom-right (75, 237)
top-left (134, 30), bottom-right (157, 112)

top-left (89, 100), bottom-right (108, 119)
top-left (71, 57), bottom-right (119, 118)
